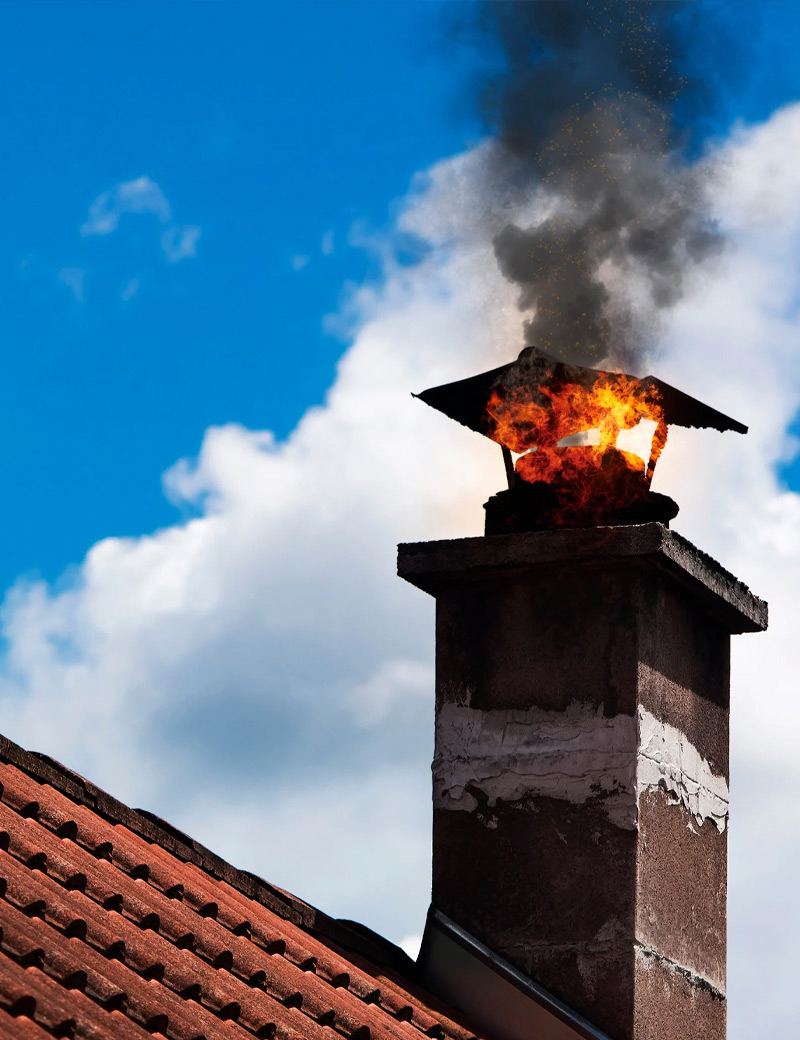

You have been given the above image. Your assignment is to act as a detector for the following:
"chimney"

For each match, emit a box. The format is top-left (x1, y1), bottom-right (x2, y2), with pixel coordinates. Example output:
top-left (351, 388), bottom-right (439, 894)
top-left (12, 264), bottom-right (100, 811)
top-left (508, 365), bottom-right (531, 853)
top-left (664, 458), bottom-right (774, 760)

top-left (398, 523), bottom-right (767, 1040)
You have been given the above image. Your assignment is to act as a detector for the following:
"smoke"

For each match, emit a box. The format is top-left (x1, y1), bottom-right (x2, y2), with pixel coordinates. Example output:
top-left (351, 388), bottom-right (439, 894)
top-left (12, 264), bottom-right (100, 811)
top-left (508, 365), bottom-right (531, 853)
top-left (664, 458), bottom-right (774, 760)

top-left (467, 1), bottom-right (747, 369)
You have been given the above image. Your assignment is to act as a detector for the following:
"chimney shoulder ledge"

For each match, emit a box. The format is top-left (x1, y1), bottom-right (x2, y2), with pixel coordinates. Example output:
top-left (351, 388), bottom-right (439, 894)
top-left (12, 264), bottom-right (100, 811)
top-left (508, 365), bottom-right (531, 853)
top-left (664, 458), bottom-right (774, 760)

top-left (398, 522), bottom-right (767, 634)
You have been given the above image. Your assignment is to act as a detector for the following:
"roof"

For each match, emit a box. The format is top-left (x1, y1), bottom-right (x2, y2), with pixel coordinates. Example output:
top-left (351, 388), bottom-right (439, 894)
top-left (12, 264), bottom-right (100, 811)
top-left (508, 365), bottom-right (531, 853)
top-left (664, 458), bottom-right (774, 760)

top-left (0, 732), bottom-right (486, 1040)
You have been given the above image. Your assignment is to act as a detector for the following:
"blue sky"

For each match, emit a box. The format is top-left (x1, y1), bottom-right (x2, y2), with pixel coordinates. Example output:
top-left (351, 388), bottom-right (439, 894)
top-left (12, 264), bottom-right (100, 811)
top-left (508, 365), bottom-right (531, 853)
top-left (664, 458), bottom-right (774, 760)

top-left (0, 0), bottom-right (486, 589)
top-left (1, 6), bottom-right (800, 1037)
top-left (0, 0), bottom-right (798, 591)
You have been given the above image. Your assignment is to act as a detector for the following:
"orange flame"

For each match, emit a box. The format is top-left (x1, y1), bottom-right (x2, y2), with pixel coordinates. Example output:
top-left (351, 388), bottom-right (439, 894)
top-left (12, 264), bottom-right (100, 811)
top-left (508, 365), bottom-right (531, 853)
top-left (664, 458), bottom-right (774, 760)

top-left (485, 373), bottom-right (667, 526)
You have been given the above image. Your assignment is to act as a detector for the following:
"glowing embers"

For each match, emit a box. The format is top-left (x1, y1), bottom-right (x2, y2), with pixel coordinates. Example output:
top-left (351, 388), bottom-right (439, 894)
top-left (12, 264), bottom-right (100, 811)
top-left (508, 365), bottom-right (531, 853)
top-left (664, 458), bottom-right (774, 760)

top-left (484, 373), bottom-right (669, 529)
top-left (484, 447), bottom-right (677, 534)
top-left (414, 346), bottom-right (748, 534)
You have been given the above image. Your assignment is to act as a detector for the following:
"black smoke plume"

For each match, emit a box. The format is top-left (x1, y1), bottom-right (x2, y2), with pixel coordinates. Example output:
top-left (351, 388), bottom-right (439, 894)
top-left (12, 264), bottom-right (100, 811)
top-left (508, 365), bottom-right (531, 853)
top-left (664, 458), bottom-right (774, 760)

top-left (470, 1), bottom-right (744, 369)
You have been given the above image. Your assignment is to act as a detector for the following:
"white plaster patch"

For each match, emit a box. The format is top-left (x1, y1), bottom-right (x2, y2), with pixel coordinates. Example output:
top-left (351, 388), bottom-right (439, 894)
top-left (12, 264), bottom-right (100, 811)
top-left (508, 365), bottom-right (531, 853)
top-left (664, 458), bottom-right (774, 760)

top-left (637, 707), bottom-right (730, 832)
top-left (433, 701), bottom-right (639, 828)
top-left (433, 701), bottom-right (730, 832)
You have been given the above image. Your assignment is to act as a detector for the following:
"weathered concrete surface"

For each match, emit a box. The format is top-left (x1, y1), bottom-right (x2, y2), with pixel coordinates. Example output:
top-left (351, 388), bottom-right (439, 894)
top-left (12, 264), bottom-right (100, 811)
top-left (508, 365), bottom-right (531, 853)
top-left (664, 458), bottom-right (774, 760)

top-left (634, 948), bottom-right (726, 1040)
top-left (398, 522), bottom-right (767, 634)
top-left (399, 523), bottom-right (766, 1040)
top-left (638, 787), bottom-right (727, 991)
top-left (433, 791), bottom-right (639, 1038)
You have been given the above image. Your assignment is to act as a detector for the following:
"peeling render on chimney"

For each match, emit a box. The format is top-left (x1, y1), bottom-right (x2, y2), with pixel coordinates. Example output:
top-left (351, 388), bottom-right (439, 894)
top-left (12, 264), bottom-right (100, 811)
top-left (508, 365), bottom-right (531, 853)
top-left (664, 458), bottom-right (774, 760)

top-left (433, 701), bottom-right (638, 828)
top-left (637, 708), bottom-right (729, 832)
top-left (433, 702), bottom-right (729, 832)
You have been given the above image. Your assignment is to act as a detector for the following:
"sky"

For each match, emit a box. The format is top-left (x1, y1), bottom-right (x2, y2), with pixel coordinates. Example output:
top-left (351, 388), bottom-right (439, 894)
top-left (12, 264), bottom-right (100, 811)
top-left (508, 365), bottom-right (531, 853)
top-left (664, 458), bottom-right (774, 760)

top-left (0, 0), bottom-right (484, 590)
top-left (0, 2), bottom-right (800, 1037)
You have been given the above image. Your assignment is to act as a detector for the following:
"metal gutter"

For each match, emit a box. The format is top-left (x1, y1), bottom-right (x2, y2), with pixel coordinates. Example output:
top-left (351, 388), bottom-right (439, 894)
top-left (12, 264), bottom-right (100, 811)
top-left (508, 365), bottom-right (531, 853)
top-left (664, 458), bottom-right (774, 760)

top-left (417, 908), bottom-right (616, 1040)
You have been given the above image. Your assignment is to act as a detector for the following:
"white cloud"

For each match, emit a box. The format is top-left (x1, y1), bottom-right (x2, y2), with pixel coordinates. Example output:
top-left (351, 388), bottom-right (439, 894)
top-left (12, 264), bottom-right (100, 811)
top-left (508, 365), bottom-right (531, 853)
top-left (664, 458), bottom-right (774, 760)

top-left (81, 175), bottom-right (172, 236)
top-left (121, 277), bottom-right (140, 302)
top-left (399, 934), bottom-right (423, 959)
top-left (346, 658), bottom-right (433, 728)
top-left (321, 229), bottom-right (335, 256)
top-left (2, 106), bottom-right (800, 1038)
top-left (291, 253), bottom-right (310, 271)
top-left (80, 176), bottom-right (201, 268)
top-left (58, 266), bottom-right (84, 302)
top-left (161, 225), bottom-right (201, 263)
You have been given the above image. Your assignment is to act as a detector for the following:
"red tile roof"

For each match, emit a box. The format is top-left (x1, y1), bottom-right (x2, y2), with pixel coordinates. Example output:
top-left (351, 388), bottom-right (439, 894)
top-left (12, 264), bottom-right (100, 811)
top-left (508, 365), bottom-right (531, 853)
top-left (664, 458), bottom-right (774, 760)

top-left (0, 735), bottom-right (484, 1040)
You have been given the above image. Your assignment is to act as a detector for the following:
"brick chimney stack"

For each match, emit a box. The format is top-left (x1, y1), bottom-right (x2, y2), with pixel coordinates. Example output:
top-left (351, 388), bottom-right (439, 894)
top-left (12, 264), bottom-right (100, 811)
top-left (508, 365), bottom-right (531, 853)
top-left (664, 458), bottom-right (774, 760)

top-left (398, 523), bottom-right (766, 1040)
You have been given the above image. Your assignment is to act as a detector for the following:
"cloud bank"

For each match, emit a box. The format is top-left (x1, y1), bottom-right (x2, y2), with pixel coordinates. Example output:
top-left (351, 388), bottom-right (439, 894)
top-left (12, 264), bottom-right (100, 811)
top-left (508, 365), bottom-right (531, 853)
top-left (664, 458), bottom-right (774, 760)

top-left (2, 106), bottom-right (800, 1038)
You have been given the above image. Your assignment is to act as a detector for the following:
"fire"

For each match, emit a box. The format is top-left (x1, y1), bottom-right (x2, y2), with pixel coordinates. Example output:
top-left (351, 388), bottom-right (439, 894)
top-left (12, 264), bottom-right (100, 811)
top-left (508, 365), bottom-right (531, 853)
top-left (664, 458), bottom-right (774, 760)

top-left (485, 373), bottom-right (667, 526)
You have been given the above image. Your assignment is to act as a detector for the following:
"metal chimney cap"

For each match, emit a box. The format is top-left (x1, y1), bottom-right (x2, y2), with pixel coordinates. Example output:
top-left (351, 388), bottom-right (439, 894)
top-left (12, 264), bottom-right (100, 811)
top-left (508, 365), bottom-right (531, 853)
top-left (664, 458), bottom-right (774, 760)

top-left (414, 346), bottom-right (747, 442)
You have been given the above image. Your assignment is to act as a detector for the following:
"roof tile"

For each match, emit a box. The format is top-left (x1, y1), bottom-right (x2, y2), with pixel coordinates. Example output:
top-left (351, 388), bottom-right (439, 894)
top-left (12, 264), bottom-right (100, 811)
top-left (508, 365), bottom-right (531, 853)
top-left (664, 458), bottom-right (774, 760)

top-left (0, 1007), bottom-right (54, 1040)
top-left (0, 745), bottom-right (485, 1040)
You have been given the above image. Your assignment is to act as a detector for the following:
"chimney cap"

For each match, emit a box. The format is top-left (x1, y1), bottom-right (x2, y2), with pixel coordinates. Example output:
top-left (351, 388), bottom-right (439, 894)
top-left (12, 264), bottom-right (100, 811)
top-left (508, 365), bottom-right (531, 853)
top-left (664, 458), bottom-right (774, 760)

top-left (414, 346), bottom-right (747, 443)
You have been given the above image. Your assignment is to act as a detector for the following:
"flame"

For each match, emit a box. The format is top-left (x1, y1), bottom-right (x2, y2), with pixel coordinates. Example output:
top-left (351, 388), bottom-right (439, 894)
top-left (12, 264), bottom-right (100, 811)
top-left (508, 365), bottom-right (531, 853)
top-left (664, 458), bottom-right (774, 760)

top-left (485, 373), bottom-right (667, 526)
